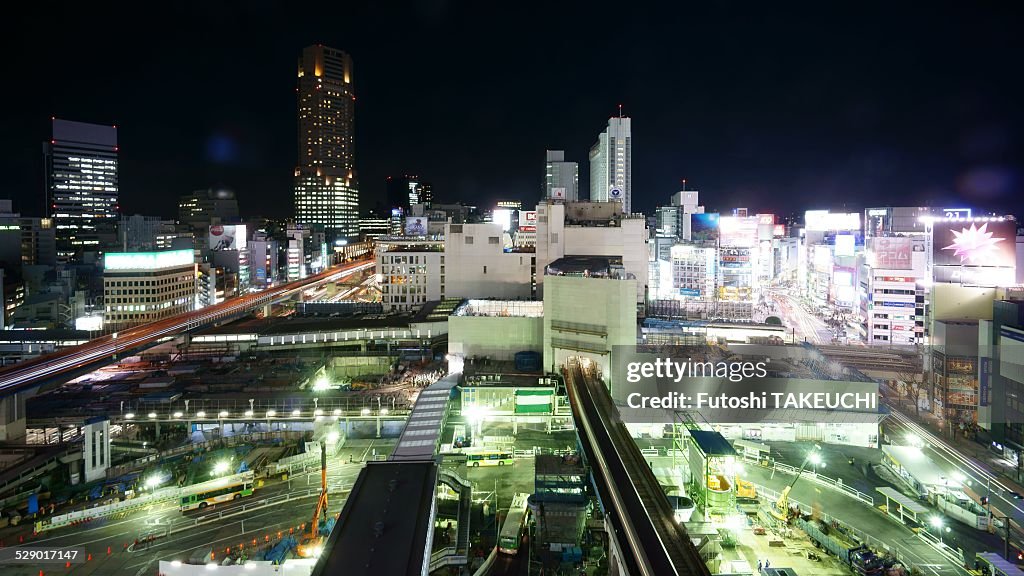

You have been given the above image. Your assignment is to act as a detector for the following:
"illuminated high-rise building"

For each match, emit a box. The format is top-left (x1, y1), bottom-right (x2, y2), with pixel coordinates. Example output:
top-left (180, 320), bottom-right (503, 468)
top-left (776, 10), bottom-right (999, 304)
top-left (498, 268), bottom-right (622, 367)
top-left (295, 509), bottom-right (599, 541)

top-left (544, 150), bottom-right (578, 202)
top-left (293, 45), bottom-right (358, 240)
top-left (588, 115), bottom-right (631, 213)
top-left (44, 118), bottom-right (118, 263)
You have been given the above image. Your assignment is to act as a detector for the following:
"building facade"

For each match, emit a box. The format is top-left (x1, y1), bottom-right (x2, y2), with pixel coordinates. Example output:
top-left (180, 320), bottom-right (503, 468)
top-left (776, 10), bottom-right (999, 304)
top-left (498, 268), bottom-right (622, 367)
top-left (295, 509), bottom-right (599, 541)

top-left (294, 45), bottom-right (359, 240)
top-left (544, 150), bottom-right (578, 202)
top-left (588, 117), bottom-right (632, 213)
top-left (103, 249), bottom-right (197, 330)
top-left (45, 119), bottom-right (118, 263)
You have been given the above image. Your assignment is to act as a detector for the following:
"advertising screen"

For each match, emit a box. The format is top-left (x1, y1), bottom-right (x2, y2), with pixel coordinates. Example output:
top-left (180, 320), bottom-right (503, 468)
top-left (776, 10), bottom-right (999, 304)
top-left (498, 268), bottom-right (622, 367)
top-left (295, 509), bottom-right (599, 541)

top-left (405, 216), bottom-right (428, 236)
top-left (805, 210), bottom-right (860, 232)
top-left (932, 219), bottom-right (1016, 268)
top-left (868, 237), bottom-right (913, 270)
top-left (209, 224), bottom-right (247, 251)
top-left (551, 187), bottom-right (566, 200)
top-left (719, 215), bottom-right (758, 247)
top-left (690, 213), bottom-right (720, 243)
top-left (519, 211), bottom-right (538, 232)
top-left (834, 234), bottom-right (856, 257)
top-left (492, 209), bottom-right (513, 232)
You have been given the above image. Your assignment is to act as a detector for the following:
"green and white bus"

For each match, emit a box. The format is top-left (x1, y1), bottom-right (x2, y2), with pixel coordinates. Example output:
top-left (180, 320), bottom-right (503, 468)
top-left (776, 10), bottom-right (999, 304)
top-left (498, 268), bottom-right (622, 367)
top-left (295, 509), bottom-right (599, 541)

top-left (498, 493), bottom-right (531, 554)
top-left (465, 450), bottom-right (513, 467)
top-left (179, 471), bottom-right (255, 511)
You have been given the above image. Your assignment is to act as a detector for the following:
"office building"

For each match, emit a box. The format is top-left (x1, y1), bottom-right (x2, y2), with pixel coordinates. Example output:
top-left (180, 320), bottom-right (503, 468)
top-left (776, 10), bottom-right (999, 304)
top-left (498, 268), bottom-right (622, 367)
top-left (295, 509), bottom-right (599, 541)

top-left (178, 188), bottom-right (240, 230)
top-left (102, 249), bottom-right (197, 330)
top-left (535, 201), bottom-right (647, 306)
top-left (545, 150), bottom-right (578, 202)
top-left (358, 212), bottom-right (390, 241)
top-left (979, 299), bottom-right (1024, 463)
top-left (0, 200), bottom-right (57, 275)
top-left (588, 116), bottom-right (632, 213)
top-left (45, 118), bottom-right (118, 263)
top-left (294, 45), bottom-right (359, 240)
top-left (376, 238), bottom-right (445, 312)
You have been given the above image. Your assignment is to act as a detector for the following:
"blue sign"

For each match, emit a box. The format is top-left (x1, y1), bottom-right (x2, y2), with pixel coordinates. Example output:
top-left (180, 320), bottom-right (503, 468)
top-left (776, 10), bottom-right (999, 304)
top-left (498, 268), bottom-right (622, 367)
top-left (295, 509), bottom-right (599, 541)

top-left (979, 357), bottom-right (991, 407)
top-left (27, 494), bottom-right (38, 515)
top-left (679, 288), bottom-right (701, 297)
top-left (609, 187), bottom-right (623, 200)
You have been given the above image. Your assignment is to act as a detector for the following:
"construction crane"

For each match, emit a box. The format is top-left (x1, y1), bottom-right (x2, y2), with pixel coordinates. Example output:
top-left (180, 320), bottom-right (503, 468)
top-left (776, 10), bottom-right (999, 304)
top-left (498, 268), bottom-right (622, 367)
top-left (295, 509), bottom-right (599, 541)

top-left (770, 444), bottom-right (821, 522)
top-left (297, 442), bottom-right (333, 558)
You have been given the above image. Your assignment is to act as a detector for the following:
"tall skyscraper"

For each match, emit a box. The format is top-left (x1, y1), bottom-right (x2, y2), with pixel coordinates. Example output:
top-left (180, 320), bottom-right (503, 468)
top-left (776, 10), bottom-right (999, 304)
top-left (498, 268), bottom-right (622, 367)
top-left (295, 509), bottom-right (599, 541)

top-left (44, 119), bottom-right (118, 263)
top-left (588, 116), bottom-right (632, 213)
top-left (294, 45), bottom-right (358, 240)
top-left (544, 150), bottom-right (578, 201)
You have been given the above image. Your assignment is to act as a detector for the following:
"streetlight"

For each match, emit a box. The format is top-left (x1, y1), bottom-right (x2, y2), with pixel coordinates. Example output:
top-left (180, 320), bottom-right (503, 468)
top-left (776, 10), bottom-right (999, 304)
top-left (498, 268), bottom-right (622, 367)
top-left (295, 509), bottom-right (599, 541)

top-left (196, 411), bottom-right (206, 418)
top-left (808, 452), bottom-right (824, 474)
top-left (125, 413), bottom-right (135, 420)
top-left (148, 412), bottom-right (157, 419)
top-left (213, 460), bottom-right (231, 476)
top-left (173, 411), bottom-right (183, 419)
top-left (929, 516), bottom-right (945, 544)
top-left (291, 409), bottom-right (301, 417)
top-left (361, 408), bottom-right (370, 416)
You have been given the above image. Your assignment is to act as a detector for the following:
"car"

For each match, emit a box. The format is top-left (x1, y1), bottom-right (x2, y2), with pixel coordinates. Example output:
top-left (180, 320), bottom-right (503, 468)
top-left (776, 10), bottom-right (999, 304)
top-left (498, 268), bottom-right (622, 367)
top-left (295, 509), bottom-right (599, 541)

top-left (1009, 491), bottom-right (1023, 500)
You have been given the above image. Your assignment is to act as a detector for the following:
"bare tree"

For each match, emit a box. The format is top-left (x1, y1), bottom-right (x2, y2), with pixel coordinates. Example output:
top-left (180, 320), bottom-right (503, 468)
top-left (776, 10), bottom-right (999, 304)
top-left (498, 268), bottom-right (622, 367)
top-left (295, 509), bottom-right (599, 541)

top-left (897, 371), bottom-right (927, 417)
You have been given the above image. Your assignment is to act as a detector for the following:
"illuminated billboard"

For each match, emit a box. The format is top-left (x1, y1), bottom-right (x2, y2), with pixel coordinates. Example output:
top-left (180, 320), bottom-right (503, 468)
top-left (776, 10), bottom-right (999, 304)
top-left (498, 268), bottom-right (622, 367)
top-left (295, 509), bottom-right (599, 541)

top-left (805, 210), bottom-right (860, 232)
top-left (519, 210), bottom-right (538, 232)
top-left (719, 215), bottom-right (758, 247)
top-left (492, 208), bottom-right (514, 232)
top-left (691, 213), bottom-right (719, 243)
top-left (868, 237), bottom-right (913, 270)
top-left (405, 217), bottom-right (428, 236)
top-left (209, 224), bottom-right (247, 251)
top-left (105, 249), bottom-right (194, 271)
top-left (834, 234), bottom-right (856, 257)
top-left (551, 187), bottom-right (566, 200)
top-left (932, 219), bottom-right (1015, 268)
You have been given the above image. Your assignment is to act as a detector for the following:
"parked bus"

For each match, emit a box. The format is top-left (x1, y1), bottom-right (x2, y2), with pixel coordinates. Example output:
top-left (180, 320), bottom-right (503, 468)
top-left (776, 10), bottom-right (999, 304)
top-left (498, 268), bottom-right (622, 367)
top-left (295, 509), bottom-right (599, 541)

top-left (498, 493), bottom-right (531, 554)
top-left (179, 471), bottom-right (255, 511)
top-left (465, 450), bottom-right (513, 467)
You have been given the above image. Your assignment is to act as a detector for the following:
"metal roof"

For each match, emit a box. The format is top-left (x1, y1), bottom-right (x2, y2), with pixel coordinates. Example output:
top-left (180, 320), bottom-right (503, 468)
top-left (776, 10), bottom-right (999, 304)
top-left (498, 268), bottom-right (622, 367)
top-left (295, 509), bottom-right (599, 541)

top-left (875, 486), bottom-right (928, 514)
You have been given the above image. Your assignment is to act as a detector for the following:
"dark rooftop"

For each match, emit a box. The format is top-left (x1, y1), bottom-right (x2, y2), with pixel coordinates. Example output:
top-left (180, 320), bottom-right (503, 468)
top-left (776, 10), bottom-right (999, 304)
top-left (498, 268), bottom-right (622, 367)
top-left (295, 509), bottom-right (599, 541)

top-left (313, 461), bottom-right (437, 576)
top-left (544, 255), bottom-right (624, 278)
top-left (689, 430), bottom-right (739, 458)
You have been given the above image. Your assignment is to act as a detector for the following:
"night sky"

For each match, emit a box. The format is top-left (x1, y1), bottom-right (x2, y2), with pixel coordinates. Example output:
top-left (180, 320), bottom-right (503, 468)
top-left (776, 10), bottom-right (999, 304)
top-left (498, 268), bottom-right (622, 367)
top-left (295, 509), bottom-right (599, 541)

top-left (4, 2), bottom-right (1022, 220)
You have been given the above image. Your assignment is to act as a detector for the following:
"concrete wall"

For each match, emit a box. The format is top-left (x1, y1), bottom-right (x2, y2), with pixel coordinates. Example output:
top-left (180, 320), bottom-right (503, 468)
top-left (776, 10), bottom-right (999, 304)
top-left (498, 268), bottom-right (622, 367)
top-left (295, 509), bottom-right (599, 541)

top-left (448, 315), bottom-right (543, 361)
top-left (543, 274), bottom-right (637, 379)
top-left (444, 223), bottom-right (533, 300)
top-left (931, 284), bottom-right (997, 321)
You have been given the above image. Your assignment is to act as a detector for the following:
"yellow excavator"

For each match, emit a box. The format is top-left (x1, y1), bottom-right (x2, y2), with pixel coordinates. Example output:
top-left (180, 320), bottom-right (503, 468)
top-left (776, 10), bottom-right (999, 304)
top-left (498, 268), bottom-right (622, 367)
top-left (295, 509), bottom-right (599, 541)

top-left (297, 443), bottom-right (332, 558)
top-left (770, 445), bottom-right (820, 522)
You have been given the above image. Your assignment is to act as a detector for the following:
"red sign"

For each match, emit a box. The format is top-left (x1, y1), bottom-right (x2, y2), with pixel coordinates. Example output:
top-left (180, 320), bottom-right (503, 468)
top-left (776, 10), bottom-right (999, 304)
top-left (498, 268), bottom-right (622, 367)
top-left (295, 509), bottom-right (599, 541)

top-left (210, 224), bottom-right (225, 236)
top-left (870, 237), bottom-right (912, 270)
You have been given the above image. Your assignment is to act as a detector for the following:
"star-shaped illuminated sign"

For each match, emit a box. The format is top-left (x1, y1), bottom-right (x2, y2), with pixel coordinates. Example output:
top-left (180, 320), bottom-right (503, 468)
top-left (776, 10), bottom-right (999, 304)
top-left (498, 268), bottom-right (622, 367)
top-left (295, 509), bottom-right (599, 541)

top-left (941, 222), bottom-right (1004, 264)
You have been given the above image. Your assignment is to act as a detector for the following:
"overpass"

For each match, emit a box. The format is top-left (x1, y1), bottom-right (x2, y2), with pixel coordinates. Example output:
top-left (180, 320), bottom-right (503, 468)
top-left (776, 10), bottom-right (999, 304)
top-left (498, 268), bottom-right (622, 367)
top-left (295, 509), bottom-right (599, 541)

top-left (0, 257), bottom-right (373, 442)
top-left (0, 257), bottom-right (374, 397)
top-left (565, 357), bottom-right (710, 576)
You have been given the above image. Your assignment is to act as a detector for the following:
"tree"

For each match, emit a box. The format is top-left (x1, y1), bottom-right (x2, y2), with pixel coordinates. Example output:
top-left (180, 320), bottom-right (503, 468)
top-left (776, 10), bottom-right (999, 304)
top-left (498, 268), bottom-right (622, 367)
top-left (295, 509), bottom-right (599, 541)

top-left (897, 371), bottom-right (928, 417)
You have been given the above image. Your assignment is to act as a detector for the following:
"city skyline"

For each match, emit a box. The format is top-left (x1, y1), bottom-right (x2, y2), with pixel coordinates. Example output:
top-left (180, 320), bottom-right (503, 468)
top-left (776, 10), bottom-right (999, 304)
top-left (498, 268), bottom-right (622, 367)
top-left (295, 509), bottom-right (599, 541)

top-left (1, 3), bottom-right (1020, 221)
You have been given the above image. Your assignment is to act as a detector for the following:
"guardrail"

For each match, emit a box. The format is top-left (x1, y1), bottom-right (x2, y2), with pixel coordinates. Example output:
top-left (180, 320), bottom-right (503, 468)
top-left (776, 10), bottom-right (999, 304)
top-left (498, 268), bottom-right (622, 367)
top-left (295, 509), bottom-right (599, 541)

top-left (752, 482), bottom-right (960, 576)
top-left (769, 461), bottom-right (874, 505)
top-left (428, 546), bottom-right (468, 572)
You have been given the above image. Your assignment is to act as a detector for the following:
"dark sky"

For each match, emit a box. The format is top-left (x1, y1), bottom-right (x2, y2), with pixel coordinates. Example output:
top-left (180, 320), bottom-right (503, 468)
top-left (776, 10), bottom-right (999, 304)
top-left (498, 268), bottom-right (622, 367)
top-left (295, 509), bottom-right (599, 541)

top-left (4, 2), bottom-right (1022, 220)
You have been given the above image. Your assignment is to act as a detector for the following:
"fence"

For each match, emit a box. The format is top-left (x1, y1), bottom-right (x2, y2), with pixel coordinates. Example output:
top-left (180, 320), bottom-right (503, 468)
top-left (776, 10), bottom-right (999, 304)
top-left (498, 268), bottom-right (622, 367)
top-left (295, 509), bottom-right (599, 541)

top-left (769, 461), bottom-right (874, 506)
top-left (751, 482), bottom-right (957, 576)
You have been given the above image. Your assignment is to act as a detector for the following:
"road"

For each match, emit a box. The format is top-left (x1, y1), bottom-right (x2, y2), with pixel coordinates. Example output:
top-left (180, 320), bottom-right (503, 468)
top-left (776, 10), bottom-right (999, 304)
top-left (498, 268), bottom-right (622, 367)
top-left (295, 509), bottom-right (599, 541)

top-left (0, 444), bottom-right (383, 575)
top-left (767, 288), bottom-right (834, 345)
top-left (0, 258), bottom-right (374, 395)
top-left (645, 453), bottom-right (971, 576)
top-left (885, 409), bottom-right (1024, 548)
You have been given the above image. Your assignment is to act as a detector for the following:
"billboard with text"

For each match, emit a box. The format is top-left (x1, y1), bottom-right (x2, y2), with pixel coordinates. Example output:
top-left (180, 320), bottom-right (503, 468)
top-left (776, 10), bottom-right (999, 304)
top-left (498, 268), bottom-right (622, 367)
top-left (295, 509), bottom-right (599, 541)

top-left (868, 237), bottom-right (913, 270)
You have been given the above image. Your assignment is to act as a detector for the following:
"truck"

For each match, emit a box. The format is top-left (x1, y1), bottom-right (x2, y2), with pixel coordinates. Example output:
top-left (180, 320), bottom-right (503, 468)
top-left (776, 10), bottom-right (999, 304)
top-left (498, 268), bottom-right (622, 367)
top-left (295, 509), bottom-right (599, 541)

top-left (799, 518), bottom-right (883, 576)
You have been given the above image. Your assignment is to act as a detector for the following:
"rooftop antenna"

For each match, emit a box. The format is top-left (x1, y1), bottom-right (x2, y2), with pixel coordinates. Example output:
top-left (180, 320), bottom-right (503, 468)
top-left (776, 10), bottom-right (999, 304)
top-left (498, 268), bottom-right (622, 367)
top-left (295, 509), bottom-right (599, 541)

top-left (618, 103), bottom-right (623, 118)
top-left (682, 178), bottom-right (687, 191)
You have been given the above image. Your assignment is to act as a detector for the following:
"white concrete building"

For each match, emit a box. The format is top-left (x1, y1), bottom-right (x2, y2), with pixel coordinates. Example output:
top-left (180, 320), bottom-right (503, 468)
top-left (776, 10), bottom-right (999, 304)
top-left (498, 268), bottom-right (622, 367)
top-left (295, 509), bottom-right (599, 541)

top-left (860, 236), bottom-right (928, 345)
top-left (589, 116), bottom-right (632, 213)
top-left (103, 249), bottom-right (197, 330)
top-left (377, 241), bottom-right (445, 313)
top-left (535, 201), bottom-right (647, 306)
top-left (443, 223), bottom-right (534, 300)
top-left (543, 256), bottom-right (637, 378)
